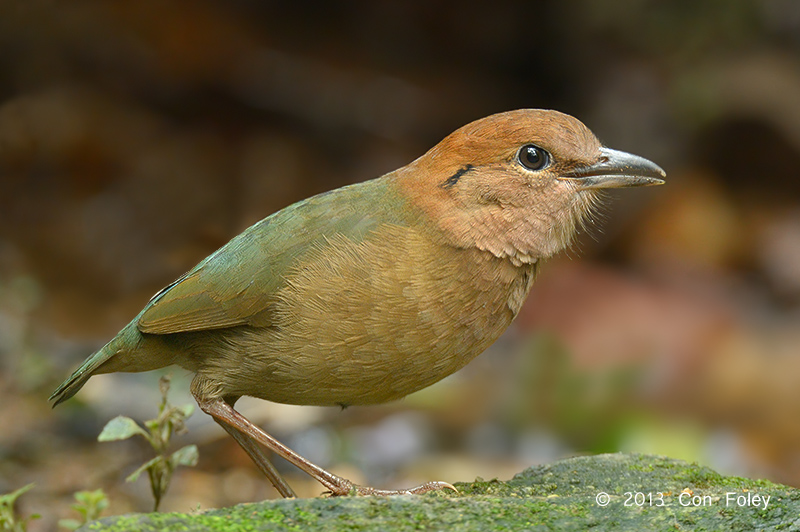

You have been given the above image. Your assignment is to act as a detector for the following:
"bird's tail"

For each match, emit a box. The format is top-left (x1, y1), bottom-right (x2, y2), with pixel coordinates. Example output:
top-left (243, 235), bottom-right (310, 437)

top-left (49, 338), bottom-right (120, 407)
top-left (50, 320), bottom-right (165, 407)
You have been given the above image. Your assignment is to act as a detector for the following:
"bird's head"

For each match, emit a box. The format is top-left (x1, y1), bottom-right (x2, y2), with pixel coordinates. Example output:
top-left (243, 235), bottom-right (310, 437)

top-left (396, 109), bottom-right (665, 265)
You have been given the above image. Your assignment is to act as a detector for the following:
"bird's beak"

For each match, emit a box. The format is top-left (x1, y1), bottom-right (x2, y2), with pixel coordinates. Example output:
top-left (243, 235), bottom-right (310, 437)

top-left (558, 147), bottom-right (666, 190)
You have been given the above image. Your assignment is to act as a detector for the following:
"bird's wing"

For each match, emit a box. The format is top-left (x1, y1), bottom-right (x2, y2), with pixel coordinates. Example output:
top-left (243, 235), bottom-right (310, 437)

top-left (137, 178), bottom-right (403, 335)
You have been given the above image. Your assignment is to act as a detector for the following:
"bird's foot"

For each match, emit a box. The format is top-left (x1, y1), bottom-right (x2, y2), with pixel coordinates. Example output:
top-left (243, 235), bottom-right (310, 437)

top-left (325, 479), bottom-right (458, 497)
top-left (196, 396), bottom-right (458, 498)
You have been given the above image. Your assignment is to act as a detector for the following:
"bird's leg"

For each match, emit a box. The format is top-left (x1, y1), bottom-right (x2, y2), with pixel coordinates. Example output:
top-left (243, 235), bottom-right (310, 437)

top-left (213, 415), bottom-right (297, 498)
top-left (195, 395), bottom-right (457, 497)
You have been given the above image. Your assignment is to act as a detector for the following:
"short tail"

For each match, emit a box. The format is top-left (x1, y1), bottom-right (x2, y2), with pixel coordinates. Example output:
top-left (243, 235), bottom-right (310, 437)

top-left (49, 339), bottom-right (119, 407)
top-left (50, 319), bottom-right (163, 407)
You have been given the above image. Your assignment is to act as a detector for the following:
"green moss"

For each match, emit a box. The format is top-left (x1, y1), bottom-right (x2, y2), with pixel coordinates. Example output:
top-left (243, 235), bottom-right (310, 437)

top-left (80, 453), bottom-right (800, 531)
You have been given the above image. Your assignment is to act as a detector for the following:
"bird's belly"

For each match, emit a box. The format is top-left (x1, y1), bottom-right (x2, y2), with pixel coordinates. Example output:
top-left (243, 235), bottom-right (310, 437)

top-left (248, 316), bottom-right (509, 406)
top-left (206, 227), bottom-right (534, 406)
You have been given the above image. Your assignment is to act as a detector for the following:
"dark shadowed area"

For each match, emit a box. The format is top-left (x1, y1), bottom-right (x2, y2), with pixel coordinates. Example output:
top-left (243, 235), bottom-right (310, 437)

top-left (2, 1), bottom-right (800, 529)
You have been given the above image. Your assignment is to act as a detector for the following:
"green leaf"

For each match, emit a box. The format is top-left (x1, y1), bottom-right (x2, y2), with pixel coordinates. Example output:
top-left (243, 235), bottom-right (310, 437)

top-left (179, 404), bottom-right (194, 418)
top-left (83, 490), bottom-right (109, 513)
top-left (58, 518), bottom-right (82, 530)
top-left (169, 445), bottom-right (199, 468)
top-left (71, 504), bottom-right (88, 519)
top-left (126, 456), bottom-right (162, 483)
top-left (70, 489), bottom-right (108, 524)
top-left (98, 416), bottom-right (147, 442)
top-left (0, 483), bottom-right (35, 505)
top-left (73, 489), bottom-right (101, 505)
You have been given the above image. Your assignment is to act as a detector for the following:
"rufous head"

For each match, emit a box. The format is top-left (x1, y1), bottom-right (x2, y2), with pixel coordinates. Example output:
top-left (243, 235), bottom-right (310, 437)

top-left (395, 109), bottom-right (665, 265)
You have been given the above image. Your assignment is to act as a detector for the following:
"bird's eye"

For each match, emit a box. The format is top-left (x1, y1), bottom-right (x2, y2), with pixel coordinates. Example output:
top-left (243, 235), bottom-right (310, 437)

top-left (517, 144), bottom-right (550, 171)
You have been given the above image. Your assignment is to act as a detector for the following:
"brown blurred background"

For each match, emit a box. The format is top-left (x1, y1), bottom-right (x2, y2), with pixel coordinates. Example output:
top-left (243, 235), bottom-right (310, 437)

top-left (2, 0), bottom-right (800, 528)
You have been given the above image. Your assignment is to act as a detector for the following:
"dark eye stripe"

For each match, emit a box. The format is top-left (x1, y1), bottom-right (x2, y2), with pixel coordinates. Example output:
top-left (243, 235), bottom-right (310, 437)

top-left (441, 164), bottom-right (474, 189)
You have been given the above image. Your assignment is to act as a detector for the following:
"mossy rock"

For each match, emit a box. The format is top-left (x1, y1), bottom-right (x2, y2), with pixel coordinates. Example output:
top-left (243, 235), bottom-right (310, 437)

top-left (81, 453), bottom-right (800, 531)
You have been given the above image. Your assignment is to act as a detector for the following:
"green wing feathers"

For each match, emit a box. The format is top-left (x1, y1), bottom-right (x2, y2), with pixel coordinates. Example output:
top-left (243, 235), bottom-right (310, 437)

top-left (137, 178), bottom-right (403, 335)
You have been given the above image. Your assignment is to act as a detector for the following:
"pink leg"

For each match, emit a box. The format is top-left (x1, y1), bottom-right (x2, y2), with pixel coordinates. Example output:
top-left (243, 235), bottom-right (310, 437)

top-left (214, 418), bottom-right (296, 498)
top-left (196, 395), bottom-right (457, 496)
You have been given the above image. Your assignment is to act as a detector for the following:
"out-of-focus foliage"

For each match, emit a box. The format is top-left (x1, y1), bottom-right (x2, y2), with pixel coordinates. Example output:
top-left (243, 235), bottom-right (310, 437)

top-left (98, 377), bottom-right (197, 511)
top-left (0, 484), bottom-right (39, 532)
top-left (57, 489), bottom-right (108, 531)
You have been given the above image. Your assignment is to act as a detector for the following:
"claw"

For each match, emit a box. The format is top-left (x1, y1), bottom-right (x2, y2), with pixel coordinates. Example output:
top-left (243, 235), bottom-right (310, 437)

top-left (327, 480), bottom-right (458, 497)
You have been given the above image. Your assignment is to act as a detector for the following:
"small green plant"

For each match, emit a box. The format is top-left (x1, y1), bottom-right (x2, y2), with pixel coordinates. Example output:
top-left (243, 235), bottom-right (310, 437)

top-left (58, 489), bottom-right (109, 530)
top-left (0, 484), bottom-right (40, 532)
top-left (98, 375), bottom-right (198, 511)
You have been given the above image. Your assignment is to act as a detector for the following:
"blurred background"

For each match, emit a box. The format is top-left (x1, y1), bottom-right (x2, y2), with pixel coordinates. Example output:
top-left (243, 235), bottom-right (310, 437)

top-left (2, 0), bottom-right (800, 528)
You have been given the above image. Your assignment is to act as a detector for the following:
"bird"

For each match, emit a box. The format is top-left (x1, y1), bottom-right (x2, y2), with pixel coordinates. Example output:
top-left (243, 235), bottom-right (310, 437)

top-left (50, 109), bottom-right (665, 498)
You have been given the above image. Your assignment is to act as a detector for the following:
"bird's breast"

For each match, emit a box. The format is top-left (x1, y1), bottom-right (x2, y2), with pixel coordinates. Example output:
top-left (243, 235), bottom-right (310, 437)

top-left (229, 224), bottom-right (537, 406)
